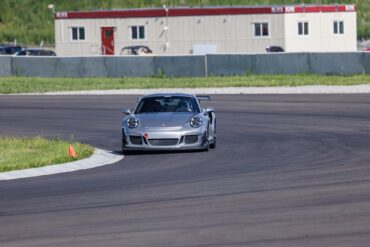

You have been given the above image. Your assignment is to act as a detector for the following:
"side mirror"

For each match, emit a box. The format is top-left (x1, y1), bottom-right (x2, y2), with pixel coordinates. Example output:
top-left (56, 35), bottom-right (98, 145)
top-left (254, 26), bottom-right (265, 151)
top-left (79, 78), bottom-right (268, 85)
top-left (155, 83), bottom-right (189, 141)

top-left (204, 107), bottom-right (214, 115)
top-left (123, 108), bottom-right (132, 115)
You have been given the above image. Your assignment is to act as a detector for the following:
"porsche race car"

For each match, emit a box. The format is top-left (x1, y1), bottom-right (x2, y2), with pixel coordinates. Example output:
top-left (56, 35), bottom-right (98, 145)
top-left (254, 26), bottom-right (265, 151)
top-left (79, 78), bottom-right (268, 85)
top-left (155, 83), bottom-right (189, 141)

top-left (121, 93), bottom-right (216, 153)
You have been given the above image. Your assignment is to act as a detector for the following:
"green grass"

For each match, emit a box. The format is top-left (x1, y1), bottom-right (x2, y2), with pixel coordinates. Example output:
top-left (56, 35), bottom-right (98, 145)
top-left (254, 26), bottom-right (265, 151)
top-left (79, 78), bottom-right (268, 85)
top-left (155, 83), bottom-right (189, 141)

top-left (0, 136), bottom-right (94, 172)
top-left (0, 0), bottom-right (369, 46)
top-left (0, 75), bottom-right (370, 94)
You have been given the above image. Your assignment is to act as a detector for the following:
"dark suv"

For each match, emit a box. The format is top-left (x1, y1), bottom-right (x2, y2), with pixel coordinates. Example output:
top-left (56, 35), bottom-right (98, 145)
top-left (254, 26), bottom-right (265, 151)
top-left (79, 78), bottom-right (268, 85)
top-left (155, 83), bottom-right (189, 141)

top-left (0, 44), bottom-right (23, 55)
top-left (14, 48), bottom-right (56, 56)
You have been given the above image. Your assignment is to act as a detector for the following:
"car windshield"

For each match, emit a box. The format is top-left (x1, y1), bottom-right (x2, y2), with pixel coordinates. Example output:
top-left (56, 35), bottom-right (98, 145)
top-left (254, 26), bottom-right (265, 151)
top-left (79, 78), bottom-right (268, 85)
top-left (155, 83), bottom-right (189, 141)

top-left (136, 96), bottom-right (200, 114)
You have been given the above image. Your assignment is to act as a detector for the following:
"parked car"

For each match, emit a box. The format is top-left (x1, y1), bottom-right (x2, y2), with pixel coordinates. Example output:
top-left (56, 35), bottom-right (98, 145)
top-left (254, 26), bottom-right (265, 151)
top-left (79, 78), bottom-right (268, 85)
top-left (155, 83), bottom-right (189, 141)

top-left (266, 46), bottom-right (285, 52)
top-left (363, 47), bottom-right (370, 52)
top-left (14, 48), bottom-right (56, 56)
top-left (120, 45), bottom-right (152, 55)
top-left (121, 93), bottom-right (216, 153)
top-left (0, 44), bottom-right (23, 55)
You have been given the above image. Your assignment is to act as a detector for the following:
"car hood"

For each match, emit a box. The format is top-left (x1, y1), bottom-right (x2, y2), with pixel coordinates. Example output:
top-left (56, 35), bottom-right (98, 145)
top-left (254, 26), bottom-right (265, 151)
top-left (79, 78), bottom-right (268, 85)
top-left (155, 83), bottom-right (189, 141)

top-left (136, 112), bottom-right (195, 128)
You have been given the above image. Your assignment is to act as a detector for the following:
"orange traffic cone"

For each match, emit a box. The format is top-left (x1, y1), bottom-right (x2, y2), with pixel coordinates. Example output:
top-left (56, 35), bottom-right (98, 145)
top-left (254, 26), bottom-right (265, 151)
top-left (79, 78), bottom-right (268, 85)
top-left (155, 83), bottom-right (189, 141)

top-left (68, 145), bottom-right (77, 158)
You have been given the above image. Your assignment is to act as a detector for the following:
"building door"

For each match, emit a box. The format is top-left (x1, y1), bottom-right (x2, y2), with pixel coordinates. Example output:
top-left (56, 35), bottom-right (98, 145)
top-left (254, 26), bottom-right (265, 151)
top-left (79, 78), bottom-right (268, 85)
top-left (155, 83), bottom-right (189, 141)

top-left (101, 27), bottom-right (115, 55)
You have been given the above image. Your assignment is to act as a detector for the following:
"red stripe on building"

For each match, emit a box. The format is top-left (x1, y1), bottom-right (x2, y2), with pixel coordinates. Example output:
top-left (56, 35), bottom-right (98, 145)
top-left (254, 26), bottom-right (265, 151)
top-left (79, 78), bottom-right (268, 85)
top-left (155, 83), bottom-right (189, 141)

top-left (293, 5), bottom-right (355, 13)
top-left (64, 9), bottom-right (166, 19)
top-left (55, 5), bottom-right (356, 19)
top-left (167, 7), bottom-right (274, 17)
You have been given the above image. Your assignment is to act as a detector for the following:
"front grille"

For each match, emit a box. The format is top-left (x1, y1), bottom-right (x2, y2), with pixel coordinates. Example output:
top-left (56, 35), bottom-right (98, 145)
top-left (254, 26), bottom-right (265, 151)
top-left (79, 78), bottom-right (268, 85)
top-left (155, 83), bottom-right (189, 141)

top-left (184, 135), bottom-right (198, 144)
top-left (148, 139), bottom-right (178, 146)
top-left (129, 136), bottom-right (142, 145)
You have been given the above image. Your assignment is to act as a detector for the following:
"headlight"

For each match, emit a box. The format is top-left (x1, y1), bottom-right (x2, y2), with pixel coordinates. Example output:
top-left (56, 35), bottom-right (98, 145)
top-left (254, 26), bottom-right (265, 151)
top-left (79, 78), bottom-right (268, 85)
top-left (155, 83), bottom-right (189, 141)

top-left (127, 117), bottom-right (139, 128)
top-left (190, 116), bottom-right (202, 128)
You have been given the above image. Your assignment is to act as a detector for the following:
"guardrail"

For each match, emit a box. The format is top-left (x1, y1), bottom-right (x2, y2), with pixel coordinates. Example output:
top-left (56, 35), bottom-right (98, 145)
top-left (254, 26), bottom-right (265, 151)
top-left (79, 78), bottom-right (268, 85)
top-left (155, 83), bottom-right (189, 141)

top-left (0, 52), bottom-right (369, 77)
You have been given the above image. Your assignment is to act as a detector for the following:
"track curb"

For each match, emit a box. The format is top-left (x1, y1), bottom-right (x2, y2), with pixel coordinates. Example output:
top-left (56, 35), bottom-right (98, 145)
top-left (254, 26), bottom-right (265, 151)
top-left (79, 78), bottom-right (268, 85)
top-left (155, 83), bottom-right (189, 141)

top-left (0, 148), bottom-right (123, 181)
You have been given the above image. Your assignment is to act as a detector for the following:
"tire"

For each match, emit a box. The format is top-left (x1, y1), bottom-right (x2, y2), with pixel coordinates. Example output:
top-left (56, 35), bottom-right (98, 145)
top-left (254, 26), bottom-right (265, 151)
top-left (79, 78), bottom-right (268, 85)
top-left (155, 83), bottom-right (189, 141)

top-left (203, 125), bottom-right (210, 152)
top-left (210, 136), bottom-right (216, 149)
top-left (210, 119), bottom-right (216, 149)
top-left (122, 132), bottom-right (127, 154)
top-left (203, 141), bottom-right (210, 152)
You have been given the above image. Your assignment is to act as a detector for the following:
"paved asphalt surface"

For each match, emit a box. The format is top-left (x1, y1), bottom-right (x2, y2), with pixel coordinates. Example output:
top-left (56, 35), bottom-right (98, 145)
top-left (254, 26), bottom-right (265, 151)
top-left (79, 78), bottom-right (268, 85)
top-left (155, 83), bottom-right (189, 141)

top-left (1, 94), bottom-right (370, 247)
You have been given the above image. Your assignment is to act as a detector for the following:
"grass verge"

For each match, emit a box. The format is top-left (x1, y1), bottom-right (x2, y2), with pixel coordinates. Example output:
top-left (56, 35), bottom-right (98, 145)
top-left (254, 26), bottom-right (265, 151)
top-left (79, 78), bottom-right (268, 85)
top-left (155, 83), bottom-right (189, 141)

top-left (0, 75), bottom-right (370, 94)
top-left (0, 136), bottom-right (94, 172)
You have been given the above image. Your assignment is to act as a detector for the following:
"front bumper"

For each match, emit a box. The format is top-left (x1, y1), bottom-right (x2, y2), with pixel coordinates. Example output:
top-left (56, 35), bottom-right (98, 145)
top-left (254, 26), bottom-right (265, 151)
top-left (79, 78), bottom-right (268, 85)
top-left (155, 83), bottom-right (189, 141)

top-left (122, 128), bottom-right (207, 151)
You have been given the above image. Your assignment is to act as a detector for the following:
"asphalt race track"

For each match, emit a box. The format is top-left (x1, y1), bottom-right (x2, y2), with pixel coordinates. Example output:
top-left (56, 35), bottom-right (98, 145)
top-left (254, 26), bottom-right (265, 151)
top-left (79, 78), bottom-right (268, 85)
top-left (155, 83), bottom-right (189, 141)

top-left (1, 94), bottom-right (370, 247)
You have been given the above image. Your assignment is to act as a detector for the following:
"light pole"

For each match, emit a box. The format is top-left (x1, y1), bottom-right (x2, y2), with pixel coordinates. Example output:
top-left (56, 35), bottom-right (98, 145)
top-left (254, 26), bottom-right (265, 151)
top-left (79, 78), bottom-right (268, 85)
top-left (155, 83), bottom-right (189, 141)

top-left (163, 4), bottom-right (169, 52)
top-left (48, 4), bottom-right (55, 13)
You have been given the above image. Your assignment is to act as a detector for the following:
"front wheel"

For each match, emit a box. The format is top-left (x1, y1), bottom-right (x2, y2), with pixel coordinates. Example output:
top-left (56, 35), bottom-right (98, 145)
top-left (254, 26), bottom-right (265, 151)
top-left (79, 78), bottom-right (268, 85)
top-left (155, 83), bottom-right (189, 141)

top-left (203, 126), bottom-right (210, 152)
top-left (122, 132), bottom-right (128, 154)
top-left (210, 136), bottom-right (216, 149)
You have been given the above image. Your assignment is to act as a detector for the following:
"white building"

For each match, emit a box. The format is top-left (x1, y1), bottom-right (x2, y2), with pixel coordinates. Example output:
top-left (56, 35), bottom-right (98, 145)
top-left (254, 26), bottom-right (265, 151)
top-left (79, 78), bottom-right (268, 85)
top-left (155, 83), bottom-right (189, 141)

top-left (54, 4), bottom-right (357, 56)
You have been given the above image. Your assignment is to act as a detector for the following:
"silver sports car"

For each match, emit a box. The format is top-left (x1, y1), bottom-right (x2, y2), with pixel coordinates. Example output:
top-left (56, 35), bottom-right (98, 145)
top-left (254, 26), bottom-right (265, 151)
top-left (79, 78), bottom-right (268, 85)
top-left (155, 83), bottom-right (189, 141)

top-left (121, 93), bottom-right (216, 153)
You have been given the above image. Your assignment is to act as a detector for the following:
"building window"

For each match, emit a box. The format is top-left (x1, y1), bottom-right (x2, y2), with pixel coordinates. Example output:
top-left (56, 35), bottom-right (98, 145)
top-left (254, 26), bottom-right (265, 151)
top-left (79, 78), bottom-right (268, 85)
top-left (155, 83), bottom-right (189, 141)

top-left (70, 27), bottom-right (85, 41)
top-left (131, 26), bottom-right (145, 40)
top-left (254, 23), bottom-right (269, 37)
top-left (298, 22), bottom-right (309, 36)
top-left (333, 21), bottom-right (344, 34)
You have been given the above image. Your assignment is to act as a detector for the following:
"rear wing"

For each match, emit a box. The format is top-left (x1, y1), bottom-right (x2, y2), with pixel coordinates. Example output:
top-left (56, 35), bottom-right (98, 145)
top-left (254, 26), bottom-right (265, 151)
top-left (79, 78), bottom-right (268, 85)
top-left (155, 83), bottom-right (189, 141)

top-left (196, 95), bottom-right (212, 101)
